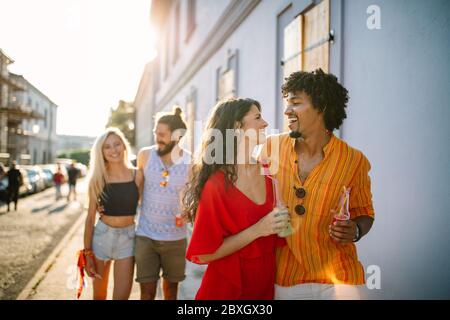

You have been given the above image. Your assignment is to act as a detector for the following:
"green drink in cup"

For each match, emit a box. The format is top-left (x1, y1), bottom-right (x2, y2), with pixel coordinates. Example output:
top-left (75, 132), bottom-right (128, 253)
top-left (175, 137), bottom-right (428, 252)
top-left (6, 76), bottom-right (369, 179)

top-left (261, 162), bottom-right (293, 237)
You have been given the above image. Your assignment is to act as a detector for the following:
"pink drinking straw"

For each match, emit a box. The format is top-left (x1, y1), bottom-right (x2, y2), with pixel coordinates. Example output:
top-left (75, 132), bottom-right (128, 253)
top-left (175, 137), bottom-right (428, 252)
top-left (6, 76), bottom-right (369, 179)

top-left (337, 186), bottom-right (351, 220)
top-left (262, 163), bottom-right (283, 207)
top-left (272, 177), bottom-right (283, 208)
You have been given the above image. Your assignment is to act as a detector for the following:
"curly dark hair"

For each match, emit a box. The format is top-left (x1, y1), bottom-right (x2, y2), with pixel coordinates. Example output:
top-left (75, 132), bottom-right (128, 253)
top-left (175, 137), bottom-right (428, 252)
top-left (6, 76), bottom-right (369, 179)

top-left (182, 98), bottom-right (261, 222)
top-left (281, 68), bottom-right (349, 131)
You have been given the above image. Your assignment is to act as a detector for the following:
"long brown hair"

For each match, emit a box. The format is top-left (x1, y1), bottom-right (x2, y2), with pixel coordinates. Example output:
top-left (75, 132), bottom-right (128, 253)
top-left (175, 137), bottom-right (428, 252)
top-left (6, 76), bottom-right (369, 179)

top-left (182, 98), bottom-right (261, 222)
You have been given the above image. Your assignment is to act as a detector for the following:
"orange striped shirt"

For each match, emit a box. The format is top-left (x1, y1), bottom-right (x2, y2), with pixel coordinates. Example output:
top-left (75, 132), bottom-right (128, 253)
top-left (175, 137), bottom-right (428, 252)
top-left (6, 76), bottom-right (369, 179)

top-left (261, 133), bottom-right (375, 286)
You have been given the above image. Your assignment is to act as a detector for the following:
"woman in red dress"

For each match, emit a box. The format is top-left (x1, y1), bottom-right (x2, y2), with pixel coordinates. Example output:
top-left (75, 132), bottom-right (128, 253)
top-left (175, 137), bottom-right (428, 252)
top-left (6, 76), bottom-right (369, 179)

top-left (183, 98), bottom-right (289, 300)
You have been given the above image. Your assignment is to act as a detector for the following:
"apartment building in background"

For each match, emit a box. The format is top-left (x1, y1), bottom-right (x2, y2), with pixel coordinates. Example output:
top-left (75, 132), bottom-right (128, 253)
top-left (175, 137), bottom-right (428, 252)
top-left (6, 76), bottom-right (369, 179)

top-left (1, 49), bottom-right (58, 165)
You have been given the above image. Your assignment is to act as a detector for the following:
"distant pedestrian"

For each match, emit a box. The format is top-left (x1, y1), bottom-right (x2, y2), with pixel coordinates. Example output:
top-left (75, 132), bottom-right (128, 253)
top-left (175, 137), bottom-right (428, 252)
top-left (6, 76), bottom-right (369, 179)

top-left (53, 164), bottom-right (64, 200)
top-left (6, 161), bottom-right (23, 212)
top-left (67, 162), bottom-right (80, 201)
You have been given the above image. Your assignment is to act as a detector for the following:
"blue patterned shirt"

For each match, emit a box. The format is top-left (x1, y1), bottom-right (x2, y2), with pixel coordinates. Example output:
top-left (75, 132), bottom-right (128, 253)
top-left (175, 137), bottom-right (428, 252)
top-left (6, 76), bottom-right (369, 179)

top-left (136, 146), bottom-right (191, 241)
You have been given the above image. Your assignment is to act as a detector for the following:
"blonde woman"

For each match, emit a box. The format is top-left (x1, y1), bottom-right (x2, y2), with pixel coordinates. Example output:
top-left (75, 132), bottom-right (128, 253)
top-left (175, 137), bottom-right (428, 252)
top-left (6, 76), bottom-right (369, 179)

top-left (83, 128), bottom-right (143, 300)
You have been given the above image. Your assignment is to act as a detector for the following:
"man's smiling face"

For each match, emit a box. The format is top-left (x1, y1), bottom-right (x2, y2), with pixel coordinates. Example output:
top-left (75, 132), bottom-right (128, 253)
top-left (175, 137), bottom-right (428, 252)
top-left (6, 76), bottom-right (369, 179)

top-left (284, 91), bottom-right (325, 139)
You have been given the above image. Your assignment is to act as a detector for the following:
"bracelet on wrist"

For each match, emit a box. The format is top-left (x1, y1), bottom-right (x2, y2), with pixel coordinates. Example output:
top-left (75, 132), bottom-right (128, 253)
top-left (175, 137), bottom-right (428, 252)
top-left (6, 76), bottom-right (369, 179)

top-left (352, 223), bottom-right (361, 242)
top-left (83, 249), bottom-right (94, 257)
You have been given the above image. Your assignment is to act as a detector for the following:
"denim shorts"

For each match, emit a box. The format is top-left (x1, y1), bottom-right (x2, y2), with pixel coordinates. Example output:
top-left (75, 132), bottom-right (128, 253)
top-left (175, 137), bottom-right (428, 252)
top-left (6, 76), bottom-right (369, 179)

top-left (92, 219), bottom-right (136, 261)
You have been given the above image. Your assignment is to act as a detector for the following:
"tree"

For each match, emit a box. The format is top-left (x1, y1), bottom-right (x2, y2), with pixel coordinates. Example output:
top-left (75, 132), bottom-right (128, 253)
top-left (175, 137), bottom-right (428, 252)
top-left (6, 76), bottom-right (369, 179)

top-left (105, 100), bottom-right (135, 146)
top-left (57, 149), bottom-right (90, 166)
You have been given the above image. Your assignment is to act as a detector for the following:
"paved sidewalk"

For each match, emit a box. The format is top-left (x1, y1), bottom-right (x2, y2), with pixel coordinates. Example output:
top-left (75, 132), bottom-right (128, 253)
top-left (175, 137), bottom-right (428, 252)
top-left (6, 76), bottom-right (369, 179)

top-left (0, 181), bottom-right (87, 299)
top-left (20, 212), bottom-right (205, 300)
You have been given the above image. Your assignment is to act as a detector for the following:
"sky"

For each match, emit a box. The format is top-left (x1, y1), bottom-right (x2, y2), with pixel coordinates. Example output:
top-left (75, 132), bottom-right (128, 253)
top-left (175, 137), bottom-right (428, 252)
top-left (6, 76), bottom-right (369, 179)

top-left (0, 0), bottom-right (156, 137)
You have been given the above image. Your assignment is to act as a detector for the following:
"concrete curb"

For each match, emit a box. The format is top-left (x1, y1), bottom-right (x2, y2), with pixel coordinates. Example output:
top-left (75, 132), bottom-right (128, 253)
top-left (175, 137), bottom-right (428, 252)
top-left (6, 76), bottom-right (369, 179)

top-left (17, 209), bottom-right (87, 300)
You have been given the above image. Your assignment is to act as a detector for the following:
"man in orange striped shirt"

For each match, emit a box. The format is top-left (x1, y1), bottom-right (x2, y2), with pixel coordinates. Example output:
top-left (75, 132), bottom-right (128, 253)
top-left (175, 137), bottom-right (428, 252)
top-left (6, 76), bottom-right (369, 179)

top-left (261, 69), bottom-right (374, 299)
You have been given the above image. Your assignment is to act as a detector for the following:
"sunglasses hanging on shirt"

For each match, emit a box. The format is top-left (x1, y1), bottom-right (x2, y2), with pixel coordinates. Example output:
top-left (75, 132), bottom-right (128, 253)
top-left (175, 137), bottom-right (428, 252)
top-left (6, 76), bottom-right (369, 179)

top-left (293, 186), bottom-right (306, 215)
top-left (160, 169), bottom-right (169, 187)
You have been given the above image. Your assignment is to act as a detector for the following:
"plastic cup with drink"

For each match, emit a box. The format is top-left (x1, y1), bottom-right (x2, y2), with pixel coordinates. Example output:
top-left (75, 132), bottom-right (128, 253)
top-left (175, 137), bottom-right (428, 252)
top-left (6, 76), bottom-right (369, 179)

top-left (262, 163), bottom-right (293, 237)
top-left (175, 213), bottom-right (185, 228)
top-left (332, 186), bottom-right (351, 226)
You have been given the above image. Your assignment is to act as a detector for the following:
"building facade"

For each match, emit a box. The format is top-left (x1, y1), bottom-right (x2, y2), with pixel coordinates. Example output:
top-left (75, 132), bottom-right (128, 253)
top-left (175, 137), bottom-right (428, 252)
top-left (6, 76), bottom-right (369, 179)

top-left (134, 0), bottom-right (450, 298)
top-left (0, 49), bottom-right (58, 165)
top-left (13, 74), bottom-right (58, 164)
top-left (1, 49), bottom-right (28, 164)
top-left (134, 62), bottom-right (155, 150)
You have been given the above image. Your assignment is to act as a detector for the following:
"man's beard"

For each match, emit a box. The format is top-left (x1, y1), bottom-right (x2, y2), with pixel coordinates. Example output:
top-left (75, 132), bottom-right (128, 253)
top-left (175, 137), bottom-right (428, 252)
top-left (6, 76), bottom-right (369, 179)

top-left (157, 141), bottom-right (177, 156)
top-left (289, 130), bottom-right (302, 139)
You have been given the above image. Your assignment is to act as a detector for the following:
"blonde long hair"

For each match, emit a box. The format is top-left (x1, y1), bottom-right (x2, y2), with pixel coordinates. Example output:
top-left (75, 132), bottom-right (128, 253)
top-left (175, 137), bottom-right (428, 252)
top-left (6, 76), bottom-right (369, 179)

top-left (87, 127), bottom-right (133, 203)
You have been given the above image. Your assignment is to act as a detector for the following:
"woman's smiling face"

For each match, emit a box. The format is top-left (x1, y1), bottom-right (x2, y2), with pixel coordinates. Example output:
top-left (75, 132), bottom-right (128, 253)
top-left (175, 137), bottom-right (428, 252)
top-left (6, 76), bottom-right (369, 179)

top-left (240, 104), bottom-right (268, 145)
top-left (102, 133), bottom-right (125, 163)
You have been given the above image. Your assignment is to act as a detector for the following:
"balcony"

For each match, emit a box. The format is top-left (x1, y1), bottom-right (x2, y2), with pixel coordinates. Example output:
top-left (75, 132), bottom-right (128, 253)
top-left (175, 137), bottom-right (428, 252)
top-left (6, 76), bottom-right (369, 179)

top-left (0, 101), bottom-right (44, 122)
top-left (0, 72), bottom-right (26, 91)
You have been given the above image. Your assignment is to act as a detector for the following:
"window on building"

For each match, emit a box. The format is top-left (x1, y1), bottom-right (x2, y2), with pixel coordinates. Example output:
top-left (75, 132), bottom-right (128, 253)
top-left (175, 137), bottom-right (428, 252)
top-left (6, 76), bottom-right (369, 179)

top-left (302, 0), bottom-right (330, 72)
top-left (281, 0), bottom-right (330, 129)
top-left (283, 0), bottom-right (330, 75)
top-left (215, 67), bottom-right (222, 101)
top-left (1, 85), bottom-right (7, 107)
top-left (185, 88), bottom-right (197, 153)
top-left (164, 28), bottom-right (170, 80)
top-left (154, 56), bottom-right (160, 92)
top-left (44, 109), bottom-right (48, 128)
top-left (49, 109), bottom-right (52, 131)
top-left (186, 0), bottom-right (196, 43)
top-left (173, 2), bottom-right (181, 64)
top-left (43, 151), bottom-right (46, 164)
top-left (216, 49), bottom-right (239, 101)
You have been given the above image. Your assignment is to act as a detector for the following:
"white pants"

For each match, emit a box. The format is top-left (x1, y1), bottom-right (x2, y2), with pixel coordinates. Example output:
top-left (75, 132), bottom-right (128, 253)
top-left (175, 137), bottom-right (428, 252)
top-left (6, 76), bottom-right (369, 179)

top-left (275, 283), bottom-right (364, 300)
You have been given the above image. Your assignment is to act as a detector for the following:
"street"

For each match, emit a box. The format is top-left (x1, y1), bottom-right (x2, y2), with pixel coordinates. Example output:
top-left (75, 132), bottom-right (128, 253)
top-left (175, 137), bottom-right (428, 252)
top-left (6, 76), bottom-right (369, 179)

top-left (0, 177), bottom-right (204, 300)
top-left (0, 180), bottom-right (86, 299)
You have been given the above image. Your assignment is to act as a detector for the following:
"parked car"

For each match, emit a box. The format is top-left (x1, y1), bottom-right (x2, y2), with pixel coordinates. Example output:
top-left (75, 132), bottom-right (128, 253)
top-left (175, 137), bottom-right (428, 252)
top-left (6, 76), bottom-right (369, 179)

top-left (23, 166), bottom-right (46, 194)
top-left (42, 168), bottom-right (54, 187)
top-left (35, 166), bottom-right (53, 188)
top-left (32, 165), bottom-right (53, 189)
top-left (19, 168), bottom-right (33, 196)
